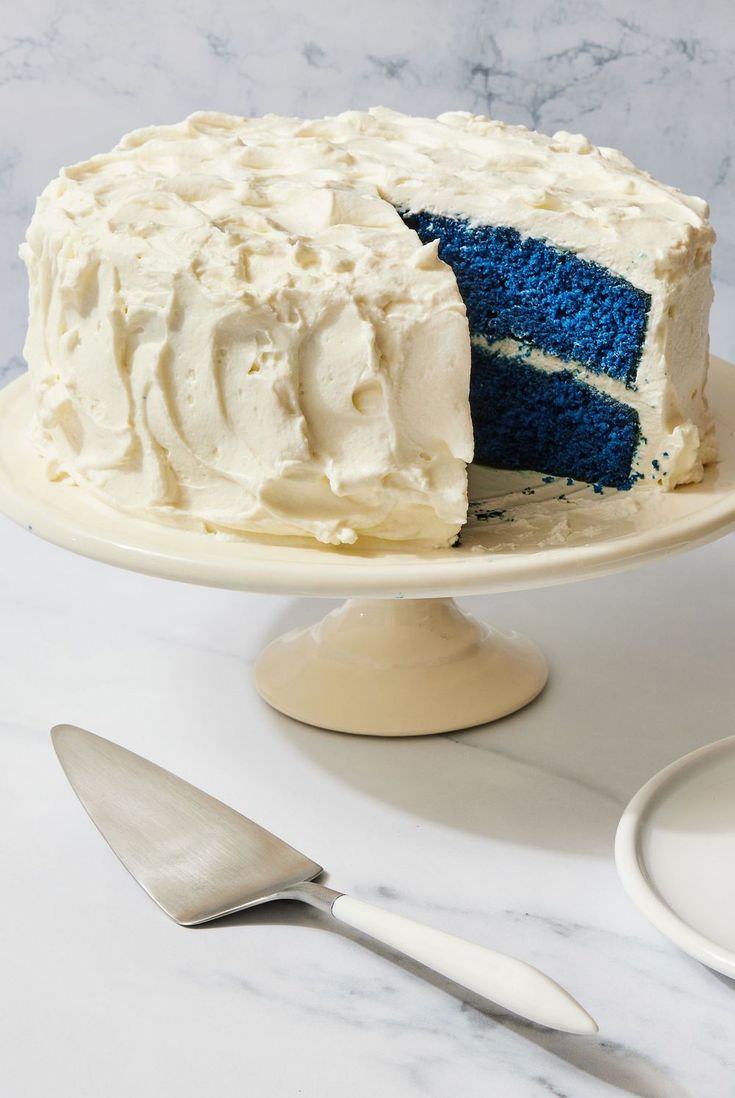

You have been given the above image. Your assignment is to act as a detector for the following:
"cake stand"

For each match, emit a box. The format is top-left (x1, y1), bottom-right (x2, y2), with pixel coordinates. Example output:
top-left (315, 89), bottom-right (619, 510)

top-left (2, 358), bottom-right (735, 736)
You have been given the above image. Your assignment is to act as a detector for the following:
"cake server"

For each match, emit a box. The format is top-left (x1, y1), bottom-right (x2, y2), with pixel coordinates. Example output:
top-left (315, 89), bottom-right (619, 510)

top-left (51, 724), bottom-right (597, 1035)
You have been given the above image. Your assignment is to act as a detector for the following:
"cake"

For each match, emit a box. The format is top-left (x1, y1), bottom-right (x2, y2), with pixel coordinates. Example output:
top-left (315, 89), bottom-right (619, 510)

top-left (20, 108), bottom-right (716, 547)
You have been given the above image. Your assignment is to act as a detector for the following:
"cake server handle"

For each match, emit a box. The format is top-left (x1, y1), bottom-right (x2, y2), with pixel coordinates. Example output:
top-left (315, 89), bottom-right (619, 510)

top-left (288, 884), bottom-right (597, 1035)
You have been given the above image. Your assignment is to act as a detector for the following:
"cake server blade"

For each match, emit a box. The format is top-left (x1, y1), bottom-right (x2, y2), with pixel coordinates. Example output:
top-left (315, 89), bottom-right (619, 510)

top-left (51, 723), bottom-right (322, 925)
top-left (52, 724), bottom-right (598, 1035)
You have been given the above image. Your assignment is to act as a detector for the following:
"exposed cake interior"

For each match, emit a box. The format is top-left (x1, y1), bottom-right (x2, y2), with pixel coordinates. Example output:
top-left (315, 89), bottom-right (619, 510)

top-left (400, 211), bottom-right (651, 488)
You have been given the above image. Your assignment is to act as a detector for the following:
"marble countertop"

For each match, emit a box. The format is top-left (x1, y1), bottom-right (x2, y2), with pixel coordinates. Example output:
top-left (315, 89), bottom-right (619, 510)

top-left (1, 513), bottom-right (734, 1096)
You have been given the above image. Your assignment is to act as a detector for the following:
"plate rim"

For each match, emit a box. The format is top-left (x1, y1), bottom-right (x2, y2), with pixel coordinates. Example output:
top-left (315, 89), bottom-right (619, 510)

top-left (615, 733), bottom-right (735, 979)
top-left (1, 358), bottom-right (735, 597)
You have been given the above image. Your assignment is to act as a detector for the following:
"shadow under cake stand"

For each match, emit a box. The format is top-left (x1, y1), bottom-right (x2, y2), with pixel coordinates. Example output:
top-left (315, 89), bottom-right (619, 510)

top-left (2, 357), bottom-right (735, 737)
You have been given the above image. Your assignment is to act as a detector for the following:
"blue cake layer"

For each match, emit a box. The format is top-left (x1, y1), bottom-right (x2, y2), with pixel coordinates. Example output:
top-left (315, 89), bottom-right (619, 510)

top-left (401, 212), bottom-right (650, 386)
top-left (470, 343), bottom-right (641, 488)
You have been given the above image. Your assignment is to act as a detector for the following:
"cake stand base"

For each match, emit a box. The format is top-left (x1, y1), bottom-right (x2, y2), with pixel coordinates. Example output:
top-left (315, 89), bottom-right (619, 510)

top-left (254, 597), bottom-right (548, 735)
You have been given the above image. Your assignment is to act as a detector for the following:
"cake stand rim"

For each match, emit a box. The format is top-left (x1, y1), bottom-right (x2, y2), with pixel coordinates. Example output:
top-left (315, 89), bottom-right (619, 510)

top-left (1, 358), bottom-right (734, 598)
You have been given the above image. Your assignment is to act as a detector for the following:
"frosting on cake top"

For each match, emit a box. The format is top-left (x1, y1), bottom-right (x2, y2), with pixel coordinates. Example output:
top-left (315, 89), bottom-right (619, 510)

top-left (99, 107), bottom-right (713, 288)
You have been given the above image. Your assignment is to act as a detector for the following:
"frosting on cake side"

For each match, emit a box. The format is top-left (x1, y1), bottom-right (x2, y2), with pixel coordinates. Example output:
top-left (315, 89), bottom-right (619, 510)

top-left (21, 172), bottom-right (473, 546)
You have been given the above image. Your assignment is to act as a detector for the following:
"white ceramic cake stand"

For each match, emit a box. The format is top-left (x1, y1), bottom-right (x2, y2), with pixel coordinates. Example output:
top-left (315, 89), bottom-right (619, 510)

top-left (2, 358), bottom-right (735, 737)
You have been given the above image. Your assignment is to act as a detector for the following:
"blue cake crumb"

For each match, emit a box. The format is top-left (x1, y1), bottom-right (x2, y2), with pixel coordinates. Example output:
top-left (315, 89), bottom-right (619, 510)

top-left (470, 344), bottom-right (641, 488)
top-left (401, 212), bottom-right (649, 386)
top-left (473, 507), bottom-right (509, 522)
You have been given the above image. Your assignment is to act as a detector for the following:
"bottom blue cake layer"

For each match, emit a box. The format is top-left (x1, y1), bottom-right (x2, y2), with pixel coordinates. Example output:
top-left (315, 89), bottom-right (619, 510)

top-left (470, 345), bottom-right (641, 488)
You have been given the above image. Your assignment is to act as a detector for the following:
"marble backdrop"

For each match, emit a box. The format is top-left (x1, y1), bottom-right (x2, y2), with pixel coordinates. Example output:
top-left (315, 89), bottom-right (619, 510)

top-left (1, 0), bottom-right (733, 383)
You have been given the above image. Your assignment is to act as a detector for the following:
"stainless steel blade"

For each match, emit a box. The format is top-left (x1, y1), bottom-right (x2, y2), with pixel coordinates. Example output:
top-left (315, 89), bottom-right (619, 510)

top-left (51, 724), bottom-right (323, 925)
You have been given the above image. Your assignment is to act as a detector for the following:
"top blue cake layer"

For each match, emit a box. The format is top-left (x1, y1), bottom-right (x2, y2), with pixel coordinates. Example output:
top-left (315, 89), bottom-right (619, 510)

top-left (401, 212), bottom-right (650, 386)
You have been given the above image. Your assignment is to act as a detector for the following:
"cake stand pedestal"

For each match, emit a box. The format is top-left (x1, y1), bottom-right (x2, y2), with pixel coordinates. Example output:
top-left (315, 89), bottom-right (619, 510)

top-left (1, 358), bottom-right (735, 737)
top-left (254, 597), bottom-right (547, 734)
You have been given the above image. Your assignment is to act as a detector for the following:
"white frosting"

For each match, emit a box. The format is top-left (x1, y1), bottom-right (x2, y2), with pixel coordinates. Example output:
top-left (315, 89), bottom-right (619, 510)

top-left (20, 160), bottom-right (473, 546)
top-left (20, 108), bottom-right (715, 546)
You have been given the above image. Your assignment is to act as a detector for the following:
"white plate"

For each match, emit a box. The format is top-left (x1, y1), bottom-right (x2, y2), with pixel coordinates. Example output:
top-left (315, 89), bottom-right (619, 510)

top-left (1, 358), bottom-right (735, 597)
top-left (615, 736), bottom-right (735, 979)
